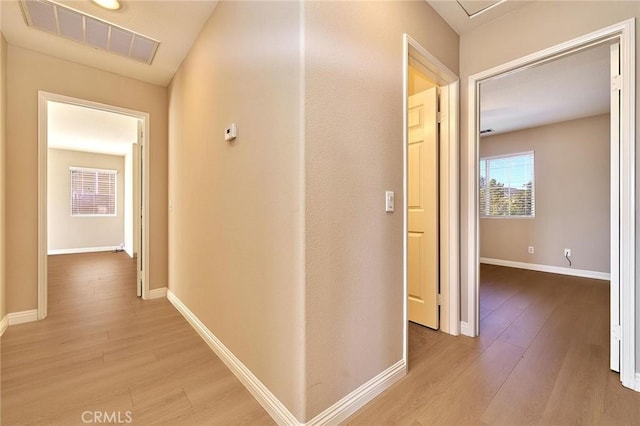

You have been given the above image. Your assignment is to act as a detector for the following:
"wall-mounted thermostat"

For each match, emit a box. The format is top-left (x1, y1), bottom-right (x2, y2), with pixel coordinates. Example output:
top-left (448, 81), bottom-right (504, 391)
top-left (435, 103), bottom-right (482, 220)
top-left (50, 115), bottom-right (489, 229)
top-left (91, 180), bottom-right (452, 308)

top-left (225, 123), bottom-right (237, 141)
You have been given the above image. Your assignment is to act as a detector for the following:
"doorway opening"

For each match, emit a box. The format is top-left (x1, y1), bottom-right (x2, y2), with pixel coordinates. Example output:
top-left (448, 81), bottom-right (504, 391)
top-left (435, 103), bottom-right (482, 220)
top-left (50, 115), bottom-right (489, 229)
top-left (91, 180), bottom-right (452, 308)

top-left (465, 19), bottom-right (636, 389)
top-left (37, 92), bottom-right (151, 320)
top-left (402, 34), bottom-right (460, 364)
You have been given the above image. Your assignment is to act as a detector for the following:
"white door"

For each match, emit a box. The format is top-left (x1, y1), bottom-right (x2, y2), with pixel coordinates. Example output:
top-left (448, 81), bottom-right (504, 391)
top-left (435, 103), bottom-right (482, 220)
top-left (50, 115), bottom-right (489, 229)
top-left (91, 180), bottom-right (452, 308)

top-left (610, 42), bottom-right (620, 372)
top-left (136, 121), bottom-right (144, 298)
top-left (408, 87), bottom-right (439, 329)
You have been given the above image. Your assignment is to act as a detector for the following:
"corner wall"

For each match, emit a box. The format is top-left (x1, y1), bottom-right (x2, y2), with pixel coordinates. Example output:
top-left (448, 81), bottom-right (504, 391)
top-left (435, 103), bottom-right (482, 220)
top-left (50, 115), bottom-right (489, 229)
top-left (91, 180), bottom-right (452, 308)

top-left (6, 46), bottom-right (168, 312)
top-left (303, 1), bottom-right (458, 420)
top-left (458, 1), bottom-right (640, 371)
top-left (480, 115), bottom-right (610, 273)
top-left (167, 1), bottom-right (305, 420)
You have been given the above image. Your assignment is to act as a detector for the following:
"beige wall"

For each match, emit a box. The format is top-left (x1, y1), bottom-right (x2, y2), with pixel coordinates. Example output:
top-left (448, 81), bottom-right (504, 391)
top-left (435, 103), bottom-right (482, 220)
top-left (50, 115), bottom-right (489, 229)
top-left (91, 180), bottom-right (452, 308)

top-left (303, 1), bottom-right (457, 420)
top-left (167, 1), bottom-right (305, 420)
top-left (6, 46), bottom-right (168, 312)
top-left (480, 115), bottom-right (610, 272)
top-left (458, 1), bottom-right (640, 366)
top-left (0, 34), bottom-right (6, 321)
top-left (47, 149), bottom-right (125, 251)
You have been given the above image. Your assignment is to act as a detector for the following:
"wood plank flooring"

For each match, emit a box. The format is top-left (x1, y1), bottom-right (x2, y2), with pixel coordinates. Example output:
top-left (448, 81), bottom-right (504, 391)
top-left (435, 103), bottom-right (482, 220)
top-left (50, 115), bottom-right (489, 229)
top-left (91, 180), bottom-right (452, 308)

top-left (3, 257), bottom-right (640, 425)
top-left (1, 252), bottom-right (273, 426)
top-left (347, 264), bottom-right (640, 425)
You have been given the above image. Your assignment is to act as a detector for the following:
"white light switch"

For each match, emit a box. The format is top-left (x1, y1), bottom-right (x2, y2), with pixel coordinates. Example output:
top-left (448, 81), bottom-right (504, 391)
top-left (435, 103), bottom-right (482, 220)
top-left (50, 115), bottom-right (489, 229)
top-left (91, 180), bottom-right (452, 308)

top-left (225, 123), bottom-right (237, 141)
top-left (385, 191), bottom-right (394, 212)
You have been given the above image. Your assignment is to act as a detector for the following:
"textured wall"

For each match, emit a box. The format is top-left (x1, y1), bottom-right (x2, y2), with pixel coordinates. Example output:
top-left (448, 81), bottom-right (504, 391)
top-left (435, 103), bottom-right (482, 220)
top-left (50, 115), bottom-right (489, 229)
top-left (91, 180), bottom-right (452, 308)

top-left (167, 1), bottom-right (305, 419)
top-left (303, 1), bottom-right (458, 420)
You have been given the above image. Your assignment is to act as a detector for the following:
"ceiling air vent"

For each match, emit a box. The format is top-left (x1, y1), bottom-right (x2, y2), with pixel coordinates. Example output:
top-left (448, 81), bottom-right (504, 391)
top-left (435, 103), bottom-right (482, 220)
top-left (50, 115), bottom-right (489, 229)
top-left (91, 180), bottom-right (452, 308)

top-left (480, 128), bottom-right (494, 135)
top-left (20, 0), bottom-right (160, 65)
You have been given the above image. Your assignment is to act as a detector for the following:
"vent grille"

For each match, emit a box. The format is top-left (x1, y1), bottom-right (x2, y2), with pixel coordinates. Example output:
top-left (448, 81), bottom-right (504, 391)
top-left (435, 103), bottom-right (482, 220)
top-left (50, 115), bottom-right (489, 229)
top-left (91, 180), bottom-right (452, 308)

top-left (480, 128), bottom-right (495, 135)
top-left (20, 0), bottom-right (160, 65)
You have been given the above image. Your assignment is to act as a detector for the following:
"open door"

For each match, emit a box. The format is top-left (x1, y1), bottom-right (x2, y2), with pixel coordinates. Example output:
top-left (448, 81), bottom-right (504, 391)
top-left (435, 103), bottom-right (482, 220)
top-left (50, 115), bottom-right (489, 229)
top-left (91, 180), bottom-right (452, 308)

top-left (609, 41), bottom-right (620, 373)
top-left (408, 87), bottom-right (439, 329)
top-left (135, 121), bottom-right (144, 298)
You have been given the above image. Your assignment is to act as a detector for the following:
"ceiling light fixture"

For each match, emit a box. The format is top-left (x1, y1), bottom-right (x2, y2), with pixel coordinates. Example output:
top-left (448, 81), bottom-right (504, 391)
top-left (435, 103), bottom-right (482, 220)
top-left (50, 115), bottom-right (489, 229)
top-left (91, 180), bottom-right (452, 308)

top-left (91, 0), bottom-right (121, 10)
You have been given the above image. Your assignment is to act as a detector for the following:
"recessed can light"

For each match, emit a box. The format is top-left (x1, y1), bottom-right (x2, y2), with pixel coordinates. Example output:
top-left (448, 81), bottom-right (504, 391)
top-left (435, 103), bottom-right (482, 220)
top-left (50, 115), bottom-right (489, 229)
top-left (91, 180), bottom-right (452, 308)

top-left (91, 0), bottom-right (121, 10)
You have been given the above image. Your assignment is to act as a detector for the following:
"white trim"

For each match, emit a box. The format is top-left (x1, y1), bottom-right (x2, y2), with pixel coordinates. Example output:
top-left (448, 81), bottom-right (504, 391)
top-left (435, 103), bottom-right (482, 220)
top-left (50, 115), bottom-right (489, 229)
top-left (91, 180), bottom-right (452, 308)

top-left (403, 33), bottom-right (461, 347)
top-left (48, 246), bottom-right (120, 255)
top-left (38, 91), bottom-right (151, 318)
top-left (479, 257), bottom-right (610, 281)
top-left (460, 321), bottom-right (471, 337)
top-left (635, 373), bottom-right (640, 392)
top-left (465, 19), bottom-right (635, 388)
top-left (148, 287), bottom-right (167, 299)
top-left (8, 309), bottom-right (39, 326)
top-left (0, 315), bottom-right (8, 336)
top-left (305, 360), bottom-right (406, 426)
top-left (167, 289), bottom-right (405, 425)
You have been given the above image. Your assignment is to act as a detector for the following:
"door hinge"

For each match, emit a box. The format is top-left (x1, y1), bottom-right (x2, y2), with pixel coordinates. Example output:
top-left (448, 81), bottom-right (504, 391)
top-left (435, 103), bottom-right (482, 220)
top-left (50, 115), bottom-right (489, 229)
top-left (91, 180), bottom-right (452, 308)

top-left (612, 74), bottom-right (622, 91)
top-left (437, 294), bottom-right (442, 306)
top-left (436, 111), bottom-right (442, 124)
top-left (612, 324), bottom-right (621, 340)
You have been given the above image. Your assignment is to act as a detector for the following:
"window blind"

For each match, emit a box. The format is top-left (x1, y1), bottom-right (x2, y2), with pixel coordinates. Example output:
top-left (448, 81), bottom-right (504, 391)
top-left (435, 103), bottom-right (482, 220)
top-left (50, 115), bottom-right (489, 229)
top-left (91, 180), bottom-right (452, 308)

top-left (480, 151), bottom-right (535, 217)
top-left (70, 167), bottom-right (117, 216)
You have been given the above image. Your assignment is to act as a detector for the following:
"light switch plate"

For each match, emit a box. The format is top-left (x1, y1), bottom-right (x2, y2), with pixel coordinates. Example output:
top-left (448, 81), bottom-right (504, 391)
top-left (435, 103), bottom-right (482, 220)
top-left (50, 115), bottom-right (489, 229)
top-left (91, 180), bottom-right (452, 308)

top-left (385, 191), bottom-right (394, 212)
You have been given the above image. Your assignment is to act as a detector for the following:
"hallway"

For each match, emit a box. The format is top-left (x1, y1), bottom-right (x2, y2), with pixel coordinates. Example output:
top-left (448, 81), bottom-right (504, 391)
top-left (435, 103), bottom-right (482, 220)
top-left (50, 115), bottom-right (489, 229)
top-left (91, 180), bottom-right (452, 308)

top-left (1, 252), bottom-right (272, 425)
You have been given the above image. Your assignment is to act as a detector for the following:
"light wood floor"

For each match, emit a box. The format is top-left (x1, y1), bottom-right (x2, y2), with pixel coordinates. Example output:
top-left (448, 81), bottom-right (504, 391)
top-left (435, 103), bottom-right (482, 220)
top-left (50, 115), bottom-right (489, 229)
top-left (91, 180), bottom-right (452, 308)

top-left (347, 264), bottom-right (640, 425)
top-left (1, 252), bottom-right (273, 425)
top-left (4, 257), bottom-right (640, 425)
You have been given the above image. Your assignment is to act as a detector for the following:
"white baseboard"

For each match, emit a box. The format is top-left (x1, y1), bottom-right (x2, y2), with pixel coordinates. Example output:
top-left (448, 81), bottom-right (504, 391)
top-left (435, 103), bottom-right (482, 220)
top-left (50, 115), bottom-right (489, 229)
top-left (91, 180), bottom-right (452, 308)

top-left (634, 373), bottom-right (640, 392)
top-left (48, 246), bottom-right (119, 255)
top-left (460, 321), bottom-right (472, 337)
top-left (8, 309), bottom-right (39, 325)
top-left (306, 359), bottom-right (405, 425)
top-left (0, 315), bottom-right (8, 336)
top-left (148, 287), bottom-right (167, 299)
top-left (480, 257), bottom-right (610, 281)
top-left (167, 290), bottom-right (301, 424)
top-left (167, 289), bottom-right (405, 425)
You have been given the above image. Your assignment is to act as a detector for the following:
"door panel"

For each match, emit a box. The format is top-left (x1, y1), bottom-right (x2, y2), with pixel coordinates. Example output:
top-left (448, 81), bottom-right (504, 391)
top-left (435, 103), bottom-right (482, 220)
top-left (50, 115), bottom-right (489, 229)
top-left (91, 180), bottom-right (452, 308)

top-left (408, 87), bottom-right (439, 329)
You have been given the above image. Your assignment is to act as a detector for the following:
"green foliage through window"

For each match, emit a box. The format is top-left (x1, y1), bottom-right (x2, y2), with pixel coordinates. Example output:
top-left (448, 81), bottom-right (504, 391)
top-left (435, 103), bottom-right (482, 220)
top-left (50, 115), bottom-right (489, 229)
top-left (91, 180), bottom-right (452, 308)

top-left (480, 152), bottom-right (534, 217)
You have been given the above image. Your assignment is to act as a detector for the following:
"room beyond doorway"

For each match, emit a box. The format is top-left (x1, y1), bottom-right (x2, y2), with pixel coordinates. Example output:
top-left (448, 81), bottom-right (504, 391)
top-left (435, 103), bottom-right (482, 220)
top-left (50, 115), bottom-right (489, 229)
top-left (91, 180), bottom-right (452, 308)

top-left (37, 92), bottom-right (151, 319)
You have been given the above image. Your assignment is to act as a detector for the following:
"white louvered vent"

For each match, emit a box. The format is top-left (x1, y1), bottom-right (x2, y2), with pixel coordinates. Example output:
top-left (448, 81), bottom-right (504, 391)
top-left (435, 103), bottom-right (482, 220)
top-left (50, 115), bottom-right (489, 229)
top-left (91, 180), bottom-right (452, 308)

top-left (20, 0), bottom-right (159, 65)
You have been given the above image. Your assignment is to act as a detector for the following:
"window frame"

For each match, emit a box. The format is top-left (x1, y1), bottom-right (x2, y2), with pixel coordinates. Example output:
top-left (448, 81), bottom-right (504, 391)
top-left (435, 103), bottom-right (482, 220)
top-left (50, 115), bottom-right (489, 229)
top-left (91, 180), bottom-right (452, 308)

top-left (69, 166), bottom-right (118, 217)
top-left (479, 150), bottom-right (535, 219)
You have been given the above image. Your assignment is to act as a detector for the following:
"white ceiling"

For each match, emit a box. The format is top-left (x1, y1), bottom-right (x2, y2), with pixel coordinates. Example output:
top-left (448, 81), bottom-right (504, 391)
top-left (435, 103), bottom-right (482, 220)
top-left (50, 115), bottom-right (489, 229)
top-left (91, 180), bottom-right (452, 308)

top-left (480, 43), bottom-right (611, 136)
top-left (1, 0), bottom-right (219, 86)
top-left (428, 0), bottom-right (532, 34)
top-left (47, 101), bottom-right (139, 155)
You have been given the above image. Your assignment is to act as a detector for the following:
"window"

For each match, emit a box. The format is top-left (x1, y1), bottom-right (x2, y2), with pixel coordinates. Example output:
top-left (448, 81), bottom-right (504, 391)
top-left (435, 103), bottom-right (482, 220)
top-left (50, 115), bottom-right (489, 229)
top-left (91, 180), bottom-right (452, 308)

top-left (480, 151), bottom-right (534, 217)
top-left (70, 167), bottom-right (117, 216)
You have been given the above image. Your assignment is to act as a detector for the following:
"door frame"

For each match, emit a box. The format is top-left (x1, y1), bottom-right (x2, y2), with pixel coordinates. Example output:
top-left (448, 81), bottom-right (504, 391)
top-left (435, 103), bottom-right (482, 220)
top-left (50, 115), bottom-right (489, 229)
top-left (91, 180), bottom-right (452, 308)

top-left (464, 19), bottom-right (636, 389)
top-left (37, 91), bottom-right (151, 319)
top-left (403, 34), bottom-right (460, 362)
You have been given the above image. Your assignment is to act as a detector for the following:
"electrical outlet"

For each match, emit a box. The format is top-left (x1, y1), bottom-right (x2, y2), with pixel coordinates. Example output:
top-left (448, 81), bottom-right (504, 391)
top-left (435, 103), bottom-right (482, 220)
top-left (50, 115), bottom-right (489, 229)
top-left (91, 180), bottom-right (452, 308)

top-left (564, 248), bottom-right (571, 257)
top-left (528, 246), bottom-right (534, 254)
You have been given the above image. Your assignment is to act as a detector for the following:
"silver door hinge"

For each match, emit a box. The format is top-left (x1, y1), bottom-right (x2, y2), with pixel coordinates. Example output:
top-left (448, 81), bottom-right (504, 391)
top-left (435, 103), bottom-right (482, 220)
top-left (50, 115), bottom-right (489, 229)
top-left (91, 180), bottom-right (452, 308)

top-left (437, 294), bottom-right (442, 305)
top-left (436, 111), bottom-right (442, 123)
top-left (612, 324), bottom-right (621, 340)
top-left (612, 74), bottom-right (622, 91)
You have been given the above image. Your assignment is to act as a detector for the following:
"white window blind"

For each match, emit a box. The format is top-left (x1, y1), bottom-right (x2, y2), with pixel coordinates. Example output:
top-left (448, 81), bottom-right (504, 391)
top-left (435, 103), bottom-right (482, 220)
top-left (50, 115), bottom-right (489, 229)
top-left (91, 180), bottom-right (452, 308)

top-left (70, 167), bottom-right (117, 216)
top-left (480, 151), bottom-right (535, 217)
